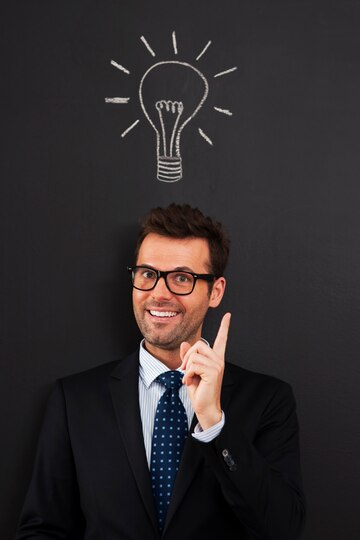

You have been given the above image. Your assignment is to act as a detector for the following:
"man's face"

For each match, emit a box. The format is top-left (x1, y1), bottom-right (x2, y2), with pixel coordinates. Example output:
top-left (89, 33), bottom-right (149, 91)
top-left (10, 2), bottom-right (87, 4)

top-left (132, 233), bottom-right (225, 359)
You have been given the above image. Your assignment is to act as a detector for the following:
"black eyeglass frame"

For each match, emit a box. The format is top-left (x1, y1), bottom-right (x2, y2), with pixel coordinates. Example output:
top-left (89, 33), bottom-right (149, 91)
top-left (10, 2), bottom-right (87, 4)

top-left (127, 265), bottom-right (216, 296)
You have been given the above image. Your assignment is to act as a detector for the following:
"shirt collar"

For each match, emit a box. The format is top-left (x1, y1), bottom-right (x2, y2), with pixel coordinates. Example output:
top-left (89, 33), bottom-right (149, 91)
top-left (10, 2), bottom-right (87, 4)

top-left (138, 338), bottom-right (209, 389)
top-left (139, 340), bottom-right (182, 389)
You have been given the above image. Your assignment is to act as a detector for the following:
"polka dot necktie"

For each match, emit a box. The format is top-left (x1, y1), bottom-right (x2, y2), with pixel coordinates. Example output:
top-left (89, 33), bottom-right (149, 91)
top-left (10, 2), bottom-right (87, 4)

top-left (150, 371), bottom-right (189, 531)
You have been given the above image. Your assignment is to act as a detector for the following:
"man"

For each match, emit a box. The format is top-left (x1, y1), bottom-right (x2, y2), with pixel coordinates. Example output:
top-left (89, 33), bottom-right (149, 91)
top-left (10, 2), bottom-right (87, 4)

top-left (16, 203), bottom-right (306, 539)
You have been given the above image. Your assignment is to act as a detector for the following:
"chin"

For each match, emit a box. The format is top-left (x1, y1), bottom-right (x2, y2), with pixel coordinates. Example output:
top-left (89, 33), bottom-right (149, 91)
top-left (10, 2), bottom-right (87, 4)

top-left (146, 334), bottom-right (182, 351)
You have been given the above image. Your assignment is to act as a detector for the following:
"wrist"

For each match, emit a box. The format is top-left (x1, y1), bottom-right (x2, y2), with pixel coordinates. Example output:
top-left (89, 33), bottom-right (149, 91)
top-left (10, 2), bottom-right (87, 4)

top-left (197, 408), bottom-right (222, 431)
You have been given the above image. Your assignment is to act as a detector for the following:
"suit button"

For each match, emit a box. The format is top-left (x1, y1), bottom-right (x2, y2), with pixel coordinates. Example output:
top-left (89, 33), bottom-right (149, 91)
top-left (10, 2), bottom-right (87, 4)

top-left (222, 449), bottom-right (238, 471)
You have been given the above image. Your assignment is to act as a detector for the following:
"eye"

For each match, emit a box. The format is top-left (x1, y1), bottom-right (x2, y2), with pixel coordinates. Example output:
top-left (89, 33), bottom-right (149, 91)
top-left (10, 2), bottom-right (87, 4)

top-left (141, 268), bottom-right (157, 280)
top-left (173, 272), bottom-right (192, 283)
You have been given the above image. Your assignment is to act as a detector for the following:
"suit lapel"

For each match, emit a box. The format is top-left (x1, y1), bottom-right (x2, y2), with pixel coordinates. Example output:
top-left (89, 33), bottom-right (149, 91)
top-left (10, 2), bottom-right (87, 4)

top-left (163, 364), bottom-right (235, 534)
top-left (108, 351), bottom-right (159, 537)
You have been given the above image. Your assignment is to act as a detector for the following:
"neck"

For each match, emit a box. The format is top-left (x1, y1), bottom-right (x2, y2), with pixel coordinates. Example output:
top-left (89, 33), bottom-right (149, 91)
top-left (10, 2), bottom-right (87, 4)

top-left (144, 342), bottom-right (182, 370)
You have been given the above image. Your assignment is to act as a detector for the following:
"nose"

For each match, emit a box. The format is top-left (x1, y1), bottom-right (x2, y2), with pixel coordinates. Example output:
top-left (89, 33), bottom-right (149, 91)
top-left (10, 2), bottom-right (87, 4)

top-left (151, 275), bottom-right (172, 300)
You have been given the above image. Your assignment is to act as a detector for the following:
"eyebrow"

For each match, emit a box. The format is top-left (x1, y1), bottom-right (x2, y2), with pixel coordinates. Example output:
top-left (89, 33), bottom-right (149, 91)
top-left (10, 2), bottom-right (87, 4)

top-left (172, 266), bottom-right (195, 272)
top-left (140, 264), bottom-right (196, 273)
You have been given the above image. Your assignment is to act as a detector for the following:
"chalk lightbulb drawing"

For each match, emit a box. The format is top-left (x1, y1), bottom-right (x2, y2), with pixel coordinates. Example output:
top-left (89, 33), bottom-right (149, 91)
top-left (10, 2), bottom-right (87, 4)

top-left (105, 32), bottom-right (237, 182)
top-left (139, 61), bottom-right (208, 181)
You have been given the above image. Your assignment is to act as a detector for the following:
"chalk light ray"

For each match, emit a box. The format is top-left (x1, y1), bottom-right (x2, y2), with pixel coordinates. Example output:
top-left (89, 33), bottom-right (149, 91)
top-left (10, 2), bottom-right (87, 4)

top-left (121, 119), bottom-right (140, 138)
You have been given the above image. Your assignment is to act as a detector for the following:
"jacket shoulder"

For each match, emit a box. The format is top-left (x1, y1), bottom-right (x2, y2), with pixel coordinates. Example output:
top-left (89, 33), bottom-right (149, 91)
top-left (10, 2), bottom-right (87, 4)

top-left (224, 361), bottom-right (293, 397)
top-left (59, 350), bottom-right (139, 392)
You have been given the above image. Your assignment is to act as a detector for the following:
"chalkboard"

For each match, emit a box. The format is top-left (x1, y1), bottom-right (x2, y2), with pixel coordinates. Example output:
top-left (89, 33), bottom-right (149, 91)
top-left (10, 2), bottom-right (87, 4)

top-left (1, 1), bottom-right (360, 538)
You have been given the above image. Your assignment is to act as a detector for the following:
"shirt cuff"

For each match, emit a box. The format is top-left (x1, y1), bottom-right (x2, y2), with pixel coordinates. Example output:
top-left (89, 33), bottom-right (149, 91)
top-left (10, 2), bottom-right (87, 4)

top-left (191, 412), bottom-right (225, 443)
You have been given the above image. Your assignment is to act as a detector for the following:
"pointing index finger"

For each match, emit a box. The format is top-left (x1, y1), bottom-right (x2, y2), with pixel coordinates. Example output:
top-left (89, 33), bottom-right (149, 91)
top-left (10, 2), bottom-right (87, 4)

top-left (213, 312), bottom-right (231, 356)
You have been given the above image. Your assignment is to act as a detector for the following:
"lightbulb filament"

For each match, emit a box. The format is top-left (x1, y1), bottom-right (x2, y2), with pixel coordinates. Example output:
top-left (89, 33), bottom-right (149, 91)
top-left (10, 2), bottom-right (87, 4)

top-left (155, 100), bottom-right (184, 157)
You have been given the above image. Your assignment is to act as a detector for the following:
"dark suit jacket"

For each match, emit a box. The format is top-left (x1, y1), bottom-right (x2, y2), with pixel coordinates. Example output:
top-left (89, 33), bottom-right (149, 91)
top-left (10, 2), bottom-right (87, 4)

top-left (16, 351), bottom-right (306, 539)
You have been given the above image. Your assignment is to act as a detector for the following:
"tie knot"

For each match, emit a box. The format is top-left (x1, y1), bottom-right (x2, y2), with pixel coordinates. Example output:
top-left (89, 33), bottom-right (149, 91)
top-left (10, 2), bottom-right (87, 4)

top-left (156, 370), bottom-right (183, 390)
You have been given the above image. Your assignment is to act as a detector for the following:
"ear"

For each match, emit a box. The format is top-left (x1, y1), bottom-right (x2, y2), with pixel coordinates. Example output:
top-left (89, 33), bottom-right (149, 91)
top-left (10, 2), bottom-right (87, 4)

top-left (209, 277), bottom-right (226, 308)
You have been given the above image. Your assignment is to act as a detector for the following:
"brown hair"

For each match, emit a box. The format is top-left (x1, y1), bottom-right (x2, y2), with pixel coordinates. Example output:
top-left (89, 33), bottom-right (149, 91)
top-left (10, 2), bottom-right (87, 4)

top-left (135, 203), bottom-right (230, 277)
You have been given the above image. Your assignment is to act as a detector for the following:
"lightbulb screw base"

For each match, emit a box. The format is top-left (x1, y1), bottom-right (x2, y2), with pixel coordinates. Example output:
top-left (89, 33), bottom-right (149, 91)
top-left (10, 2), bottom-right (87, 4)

top-left (157, 156), bottom-right (182, 182)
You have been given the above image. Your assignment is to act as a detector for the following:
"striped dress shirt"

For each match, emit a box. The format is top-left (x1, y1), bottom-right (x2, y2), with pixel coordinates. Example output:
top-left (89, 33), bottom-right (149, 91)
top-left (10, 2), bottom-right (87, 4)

top-left (138, 340), bottom-right (225, 466)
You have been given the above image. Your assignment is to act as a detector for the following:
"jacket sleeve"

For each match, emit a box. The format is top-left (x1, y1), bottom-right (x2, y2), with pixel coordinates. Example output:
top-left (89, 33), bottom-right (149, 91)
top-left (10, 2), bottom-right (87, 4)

top-left (16, 381), bottom-right (85, 539)
top-left (194, 381), bottom-right (306, 540)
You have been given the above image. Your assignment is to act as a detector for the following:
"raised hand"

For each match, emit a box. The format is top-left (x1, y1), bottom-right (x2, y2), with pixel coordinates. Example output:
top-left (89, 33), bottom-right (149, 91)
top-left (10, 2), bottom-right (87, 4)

top-left (180, 313), bottom-right (231, 430)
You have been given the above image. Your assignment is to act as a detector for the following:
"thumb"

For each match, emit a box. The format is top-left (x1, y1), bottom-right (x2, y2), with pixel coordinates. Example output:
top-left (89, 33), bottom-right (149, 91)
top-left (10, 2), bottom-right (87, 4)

top-left (180, 341), bottom-right (191, 368)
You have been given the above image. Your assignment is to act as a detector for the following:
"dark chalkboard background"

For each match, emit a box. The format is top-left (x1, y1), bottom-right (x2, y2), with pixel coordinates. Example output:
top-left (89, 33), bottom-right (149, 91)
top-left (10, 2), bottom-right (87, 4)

top-left (1, 0), bottom-right (360, 538)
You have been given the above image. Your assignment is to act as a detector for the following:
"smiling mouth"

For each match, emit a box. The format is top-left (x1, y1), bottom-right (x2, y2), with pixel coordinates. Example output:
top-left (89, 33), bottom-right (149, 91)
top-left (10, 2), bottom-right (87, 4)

top-left (149, 310), bottom-right (178, 318)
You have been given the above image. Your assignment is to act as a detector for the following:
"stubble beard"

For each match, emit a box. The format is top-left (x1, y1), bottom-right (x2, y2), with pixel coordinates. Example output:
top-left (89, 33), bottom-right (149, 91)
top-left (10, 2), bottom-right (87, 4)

top-left (134, 307), bottom-right (205, 352)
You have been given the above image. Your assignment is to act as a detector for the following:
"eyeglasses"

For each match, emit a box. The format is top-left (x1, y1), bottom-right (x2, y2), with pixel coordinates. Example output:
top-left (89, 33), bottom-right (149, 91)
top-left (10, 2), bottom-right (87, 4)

top-left (127, 265), bottom-right (215, 296)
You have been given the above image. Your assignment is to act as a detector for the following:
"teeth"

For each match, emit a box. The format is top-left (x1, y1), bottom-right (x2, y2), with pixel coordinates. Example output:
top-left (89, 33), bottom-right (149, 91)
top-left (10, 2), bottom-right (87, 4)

top-left (150, 310), bottom-right (177, 318)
